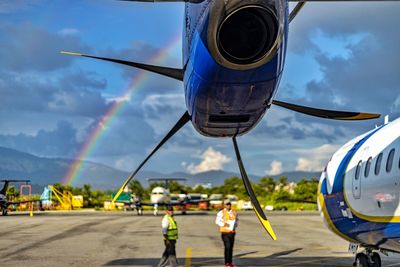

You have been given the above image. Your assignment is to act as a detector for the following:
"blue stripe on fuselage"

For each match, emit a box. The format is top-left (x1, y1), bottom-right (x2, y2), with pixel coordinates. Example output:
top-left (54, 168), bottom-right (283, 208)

top-left (331, 126), bottom-right (383, 193)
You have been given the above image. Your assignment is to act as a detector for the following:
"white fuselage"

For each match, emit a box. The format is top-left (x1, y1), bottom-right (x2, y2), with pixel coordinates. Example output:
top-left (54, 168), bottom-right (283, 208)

top-left (319, 117), bottom-right (400, 252)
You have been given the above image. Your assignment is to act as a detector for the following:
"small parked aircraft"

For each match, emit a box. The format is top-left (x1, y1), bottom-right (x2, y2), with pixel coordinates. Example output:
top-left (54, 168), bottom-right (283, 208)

top-left (0, 180), bottom-right (36, 216)
top-left (132, 178), bottom-right (207, 215)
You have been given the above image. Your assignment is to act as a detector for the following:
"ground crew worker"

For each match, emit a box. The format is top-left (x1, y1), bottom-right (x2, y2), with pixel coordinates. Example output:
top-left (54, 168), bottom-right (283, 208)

top-left (157, 206), bottom-right (178, 267)
top-left (215, 201), bottom-right (238, 267)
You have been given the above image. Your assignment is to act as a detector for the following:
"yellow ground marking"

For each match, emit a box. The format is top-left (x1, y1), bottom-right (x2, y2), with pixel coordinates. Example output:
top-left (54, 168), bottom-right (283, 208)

top-left (185, 247), bottom-right (192, 267)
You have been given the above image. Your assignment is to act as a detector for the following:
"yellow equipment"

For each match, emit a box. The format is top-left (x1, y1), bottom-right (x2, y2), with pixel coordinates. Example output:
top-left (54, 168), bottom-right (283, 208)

top-left (48, 185), bottom-right (82, 210)
top-left (72, 195), bottom-right (83, 209)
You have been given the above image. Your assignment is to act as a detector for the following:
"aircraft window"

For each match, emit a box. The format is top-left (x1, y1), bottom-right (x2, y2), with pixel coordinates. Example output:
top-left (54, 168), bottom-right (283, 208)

top-left (375, 153), bottom-right (383, 175)
top-left (355, 161), bottom-right (362, 180)
top-left (386, 149), bottom-right (395, 173)
top-left (399, 154), bottom-right (400, 169)
top-left (365, 157), bottom-right (372, 177)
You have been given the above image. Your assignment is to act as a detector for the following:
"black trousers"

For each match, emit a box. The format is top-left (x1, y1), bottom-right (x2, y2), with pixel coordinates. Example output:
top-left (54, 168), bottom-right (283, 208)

top-left (157, 240), bottom-right (177, 267)
top-left (221, 232), bottom-right (235, 264)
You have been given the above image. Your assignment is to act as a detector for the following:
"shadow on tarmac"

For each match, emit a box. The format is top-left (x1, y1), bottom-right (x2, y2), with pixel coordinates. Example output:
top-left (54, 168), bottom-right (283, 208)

top-left (105, 248), bottom-right (354, 266)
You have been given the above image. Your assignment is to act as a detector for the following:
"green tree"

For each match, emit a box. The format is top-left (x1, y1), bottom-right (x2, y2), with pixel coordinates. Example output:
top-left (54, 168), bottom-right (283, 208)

top-left (6, 186), bottom-right (18, 200)
top-left (71, 186), bottom-right (83, 195)
top-left (293, 178), bottom-right (318, 203)
top-left (221, 177), bottom-right (247, 199)
top-left (90, 190), bottom-right (105, 208)
top-left (168, 181), bottom-right (188, 194)
top-left (272, 189), bottom-right (291, 202)
top-left (278, 176), bottom-right (288, 187)
top-left (258, 177), bottom-right (276, 193)
top-left (192, 185), bottom-right (205, 194)
top-left (83, 184), bottom-right (92, 207)
top-left (129, 180), bottom-right (146, 198)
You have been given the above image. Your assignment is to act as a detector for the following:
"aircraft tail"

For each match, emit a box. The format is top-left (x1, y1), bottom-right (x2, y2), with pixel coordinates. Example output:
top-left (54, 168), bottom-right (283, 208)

top-left (0, 181), bottom-right (9, 195)
top-left (0, 180), bottom-right (30, 195)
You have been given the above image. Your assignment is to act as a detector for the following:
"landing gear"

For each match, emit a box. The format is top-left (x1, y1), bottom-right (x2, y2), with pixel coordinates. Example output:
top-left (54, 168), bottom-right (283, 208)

top-left (137, 208), bottom-right (143, 216)
top-left (1, 209), bottom-right (7, 216)
top-left (353, 249), bottom-right (381, 267)
top-left (370, 252), bottom-right (381, 267)
top-left (354, 253), bottom-right (368, 267)
top-left (181, 205), bottom-right (187, 215)
top-left (153, 205), bottom-right (158, 216)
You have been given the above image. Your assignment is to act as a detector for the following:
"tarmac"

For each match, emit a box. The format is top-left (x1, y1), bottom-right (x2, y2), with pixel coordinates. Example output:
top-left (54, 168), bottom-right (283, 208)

top-left (1, 210), bottom-right (400, 267)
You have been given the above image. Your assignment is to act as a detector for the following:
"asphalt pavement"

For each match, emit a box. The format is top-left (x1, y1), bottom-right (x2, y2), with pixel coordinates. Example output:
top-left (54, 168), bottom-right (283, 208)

top-left (1, 210), bottom-right (400, 266)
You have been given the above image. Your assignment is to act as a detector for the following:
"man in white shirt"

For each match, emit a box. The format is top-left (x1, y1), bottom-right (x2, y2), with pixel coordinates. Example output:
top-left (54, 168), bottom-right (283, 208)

top-left (215, 201), bottom-right (238, 267)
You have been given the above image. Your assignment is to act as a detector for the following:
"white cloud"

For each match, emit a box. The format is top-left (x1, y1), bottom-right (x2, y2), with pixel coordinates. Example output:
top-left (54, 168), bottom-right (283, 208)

top-left (266, 160), bottom-right (283, 175)
top-left (295, 144), bottom-right (340, 172)
top-left (186, 147), bottom-right (231, 174)
top-left (142, 93), bottom-right (184, 110)
top-left (58, 28), bottom-right (80, 36)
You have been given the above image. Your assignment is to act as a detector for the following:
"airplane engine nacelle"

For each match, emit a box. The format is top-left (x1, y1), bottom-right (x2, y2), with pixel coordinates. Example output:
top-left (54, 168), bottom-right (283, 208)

top-left (217, 6), bottom-right (277, 65)
top-left (208, 0), bottom-right (286, 70)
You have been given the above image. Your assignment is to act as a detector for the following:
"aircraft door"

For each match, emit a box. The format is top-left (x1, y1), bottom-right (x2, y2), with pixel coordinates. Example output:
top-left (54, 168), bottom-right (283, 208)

top-left (352, 147), bottom-right (368, 199)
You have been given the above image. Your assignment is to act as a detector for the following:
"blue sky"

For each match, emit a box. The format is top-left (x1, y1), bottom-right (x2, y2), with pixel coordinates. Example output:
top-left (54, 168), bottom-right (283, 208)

top-left (0, 1), bottom-right (399, 178)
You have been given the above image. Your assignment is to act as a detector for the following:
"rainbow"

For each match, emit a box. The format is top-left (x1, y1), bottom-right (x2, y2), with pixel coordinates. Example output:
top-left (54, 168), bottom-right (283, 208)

top-left (62, 33), bottom-right (182, 186)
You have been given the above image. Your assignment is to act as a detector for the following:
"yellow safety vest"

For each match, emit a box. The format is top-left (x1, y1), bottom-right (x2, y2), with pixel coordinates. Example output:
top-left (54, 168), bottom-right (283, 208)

top-left (220, 208), bottom-right (237, 233)
top-left (164, 215), bottom-right (178, 240)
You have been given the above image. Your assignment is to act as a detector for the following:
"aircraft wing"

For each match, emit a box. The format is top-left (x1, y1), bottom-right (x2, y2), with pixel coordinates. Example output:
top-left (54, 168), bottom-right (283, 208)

top-left (184, 198), bottom-right (208, 205)
top-left (113, 200), bottom-right (158, 207)
top-left (7, 200), bottom-right (40, 206)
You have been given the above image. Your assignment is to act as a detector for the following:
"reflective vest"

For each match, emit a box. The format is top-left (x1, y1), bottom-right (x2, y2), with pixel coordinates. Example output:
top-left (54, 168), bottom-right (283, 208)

top-left (164, 215), bottom-right (178, 240)
top-left (220, 208), bottom-right (237, 233)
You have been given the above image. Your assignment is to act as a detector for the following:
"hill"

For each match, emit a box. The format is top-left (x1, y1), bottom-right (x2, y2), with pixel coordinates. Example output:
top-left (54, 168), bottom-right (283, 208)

top-left (0, 147), bottom-right (321, 193)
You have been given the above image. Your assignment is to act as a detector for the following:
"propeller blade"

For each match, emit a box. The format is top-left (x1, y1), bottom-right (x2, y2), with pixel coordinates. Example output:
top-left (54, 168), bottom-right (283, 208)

top-left (272, 100), bottom-right (380, 120)
top-left (61, 51), bottom-right (184, 81)
top-left (112, 111), bottom-right (190, 204)
top-left (289, 2), bottom-right (306, 23)
top-left (232, 137), bottom-right (277, 241)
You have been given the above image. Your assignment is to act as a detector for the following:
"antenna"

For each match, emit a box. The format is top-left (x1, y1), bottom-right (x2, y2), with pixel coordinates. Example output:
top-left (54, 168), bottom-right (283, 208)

top-left (384, 115), bottom-right (389, 125)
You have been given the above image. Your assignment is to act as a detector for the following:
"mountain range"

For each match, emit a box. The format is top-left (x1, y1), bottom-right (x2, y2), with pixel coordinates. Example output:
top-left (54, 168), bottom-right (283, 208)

top-left (0, 146), bottom-right (320, 193)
